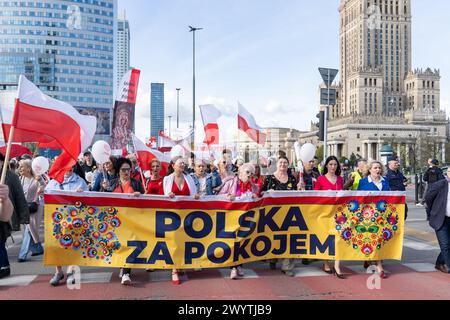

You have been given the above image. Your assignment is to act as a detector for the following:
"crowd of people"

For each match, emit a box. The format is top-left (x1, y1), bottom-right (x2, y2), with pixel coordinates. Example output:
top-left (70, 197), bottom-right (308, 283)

top-left (0, 149), bottom-right (448, 288)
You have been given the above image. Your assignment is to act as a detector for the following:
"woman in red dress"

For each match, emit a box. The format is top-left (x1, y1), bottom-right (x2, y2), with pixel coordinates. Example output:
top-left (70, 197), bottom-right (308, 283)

top-left (145, 159), bottom-right (164, 195)
top-left (163, 156), bottom-right (199, 285)
top-left (314, 156), bottom-right (345, 279)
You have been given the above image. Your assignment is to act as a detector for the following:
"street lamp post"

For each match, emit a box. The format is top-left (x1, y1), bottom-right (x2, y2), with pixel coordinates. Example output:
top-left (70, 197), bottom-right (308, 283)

top-left (189, 26), bottom-right (203, 136)
top-left (168, 116), bottom-right (172, 137)
top-left (176, 88), bottom-right (181, 129)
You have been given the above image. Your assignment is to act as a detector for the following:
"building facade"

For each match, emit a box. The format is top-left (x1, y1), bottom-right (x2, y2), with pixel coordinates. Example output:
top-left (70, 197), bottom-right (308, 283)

top-left (236, 127), bottom-right (304, 165)
top-left (150, 83), bottom-right (165, 138)
top-left (300, 0), bottom-right (449, 170)
top-left (116, 12), bottom-right (130, 91)
top-left (0, 0), bottom-right (117, 141)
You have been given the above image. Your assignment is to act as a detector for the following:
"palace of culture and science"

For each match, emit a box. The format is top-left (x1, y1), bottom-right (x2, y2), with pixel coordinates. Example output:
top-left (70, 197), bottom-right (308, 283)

top-left (299, 0), bottom-right (449, 169)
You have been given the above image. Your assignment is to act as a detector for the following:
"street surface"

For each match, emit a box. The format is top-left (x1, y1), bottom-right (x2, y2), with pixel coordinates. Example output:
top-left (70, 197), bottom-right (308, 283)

top-left (1, 187), bottom-right (448, 300)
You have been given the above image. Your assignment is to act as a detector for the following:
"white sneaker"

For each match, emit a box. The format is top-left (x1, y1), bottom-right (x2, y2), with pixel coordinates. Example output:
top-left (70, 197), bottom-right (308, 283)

top-left (121, 273), bottom-right (131, 285)
top-left (236, 266), bottom-right (244, 277)
top-left (230, 268), bottom-right (238, 280)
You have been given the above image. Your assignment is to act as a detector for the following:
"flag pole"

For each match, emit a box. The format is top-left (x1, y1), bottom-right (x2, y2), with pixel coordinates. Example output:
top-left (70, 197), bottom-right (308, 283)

top-left (131, 136), bottom-right (148, 194)
top-left (0, 126), bottom-right (15, 184)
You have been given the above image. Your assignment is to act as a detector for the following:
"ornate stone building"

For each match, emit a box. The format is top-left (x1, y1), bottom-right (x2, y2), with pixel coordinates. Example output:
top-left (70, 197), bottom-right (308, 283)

top-left (299, 0), bottom-right (449, 169)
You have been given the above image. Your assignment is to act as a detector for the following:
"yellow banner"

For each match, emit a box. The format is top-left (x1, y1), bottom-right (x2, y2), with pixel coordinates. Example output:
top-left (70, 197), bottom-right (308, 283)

top-left (44, 191), bottom-right (405, 269)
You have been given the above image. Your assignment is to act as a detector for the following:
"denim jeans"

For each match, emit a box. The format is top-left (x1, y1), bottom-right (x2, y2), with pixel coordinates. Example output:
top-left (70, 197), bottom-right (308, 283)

top-left (0, 241), bottom-right (9, 268)
top-left (435, 217), bottom-right (450, 273)
top-left (18, 226), bottom-right (43, 260)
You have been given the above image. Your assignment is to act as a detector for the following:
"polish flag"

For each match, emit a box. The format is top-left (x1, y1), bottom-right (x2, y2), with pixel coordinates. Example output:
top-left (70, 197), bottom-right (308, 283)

top-left (158, 129), bottom-right (193, 154)
top-left (237, 102), bottom-right (266, 145)
top-left (200, 104), bottom-right (221, 146)
top-left (132, 134), bottom-right (170, 177)
top-left (0, 75), bottom-right (96, 182)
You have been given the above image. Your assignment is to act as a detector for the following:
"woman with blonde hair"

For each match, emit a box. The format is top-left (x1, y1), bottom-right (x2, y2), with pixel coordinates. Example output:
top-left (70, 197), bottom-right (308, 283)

top-left (18, 159), bottom-right (46, 262)
top-left (227, 163), bottom-right (259, 279)
top-left (357, 160), bottom-right (390, 279)
top-left (163, 156), bottom-right (199, 285)
top-left (145, 159), bottom-right (164, 195)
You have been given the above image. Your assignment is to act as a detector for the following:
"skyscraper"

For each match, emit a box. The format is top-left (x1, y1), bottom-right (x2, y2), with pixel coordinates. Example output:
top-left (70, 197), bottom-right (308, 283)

top-left (339, 0), bottom-right (412, 116)
top-left (116, 12), bottom-right (130, 91)
top-left (299, 0), bottom-right (448, 167)
top-left (0, 0), bottom-right (117, 140)
top-left (151, 83), bottom-right (165, 138)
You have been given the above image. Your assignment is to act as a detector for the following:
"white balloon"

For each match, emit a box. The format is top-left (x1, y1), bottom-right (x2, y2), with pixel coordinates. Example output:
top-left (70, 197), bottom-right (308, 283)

top-left (32, 157), bottom-right (49, 175)
top-left (170, 145), bottom-right (186, 159)
top-left (91, 140), bottom-right (111, 164)
top-left (85, 171), bottom-right (94, 183)
top-left (299, 143), bottom-right (317, 163)
top-left (294, 142), bottom-right (302, 161)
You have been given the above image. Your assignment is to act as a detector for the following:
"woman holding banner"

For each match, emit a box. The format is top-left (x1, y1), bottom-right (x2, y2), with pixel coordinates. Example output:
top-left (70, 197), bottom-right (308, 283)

top-left (92, 156), bottom-right (118, 192)
top-left (163, 156), bottom-right (199, 285)
top-left (190, 159), bottom-right (221, 196)
top-left (357, 161), bottom-right (390, 279)
top-left (145, 159), bottom-right (164, 195)
top-left (217, 159), bottom-right (239, 196)
top-left (227, 163), bottom-right (259, 280)
top-left (314, 156), bottom-right (345, 279)
top-left (47, 165), bottom-right (89, 286)
top-left (110, 157), bottom-right (144, 285)
top-left (261, 157), bottom-right (298, 276)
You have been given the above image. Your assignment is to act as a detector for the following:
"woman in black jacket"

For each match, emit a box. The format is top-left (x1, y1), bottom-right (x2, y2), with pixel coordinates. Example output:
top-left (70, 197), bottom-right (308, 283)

top-left (108, 157), bottom-right (144, 285)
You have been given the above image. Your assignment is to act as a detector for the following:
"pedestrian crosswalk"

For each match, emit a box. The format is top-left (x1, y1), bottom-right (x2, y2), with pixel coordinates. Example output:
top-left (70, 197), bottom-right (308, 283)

top-left (0, 262), bottom-right (442, 289)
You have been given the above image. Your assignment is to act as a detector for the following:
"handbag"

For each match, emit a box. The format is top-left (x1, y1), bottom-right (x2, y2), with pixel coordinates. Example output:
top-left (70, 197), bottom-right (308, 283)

top-left (28, 202), bottom-right (38, 214)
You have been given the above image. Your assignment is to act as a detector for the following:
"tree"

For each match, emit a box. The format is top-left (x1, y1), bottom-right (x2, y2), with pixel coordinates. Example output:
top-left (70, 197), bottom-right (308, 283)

top-left (316, 145), bottom-right (324, 163)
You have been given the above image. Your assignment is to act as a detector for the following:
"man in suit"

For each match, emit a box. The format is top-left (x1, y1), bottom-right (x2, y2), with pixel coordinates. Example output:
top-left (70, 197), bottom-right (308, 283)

top-left (425, 167), bottom-right (450, 274)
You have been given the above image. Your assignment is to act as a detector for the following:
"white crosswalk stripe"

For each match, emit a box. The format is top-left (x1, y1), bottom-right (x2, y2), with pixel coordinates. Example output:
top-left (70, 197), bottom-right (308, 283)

top-left (403, 263), bottom-right (437, 272)
top-left (148, 270), bottom-right (189, 282)
top-left (80, 272), bottom-right (113, 284)
top-left (403, 238), bottom-right (440, 251)
top-left (291, 267), bottom-right (330, 278)
top-left (0, 275), bottom-right (37, 287)
top-left (218, 268), bottom-right (259, 279)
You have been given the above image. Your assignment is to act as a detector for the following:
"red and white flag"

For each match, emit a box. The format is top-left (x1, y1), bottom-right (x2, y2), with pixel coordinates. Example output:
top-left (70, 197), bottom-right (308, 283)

top-left (200, 104), bottom-right (221, 146)
top-left (1, 75), bottom-right (96, 182)
top-left (237, 102), bottom-right (266, 145)
top-left (158, 128), bottom-right (193, 153)
top-left (132, 134), bottom-right (170, 177)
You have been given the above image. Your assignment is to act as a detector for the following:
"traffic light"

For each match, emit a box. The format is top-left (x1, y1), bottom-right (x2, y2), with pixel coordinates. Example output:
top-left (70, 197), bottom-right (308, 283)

top-left (316, 111), bottom-right (325, 142)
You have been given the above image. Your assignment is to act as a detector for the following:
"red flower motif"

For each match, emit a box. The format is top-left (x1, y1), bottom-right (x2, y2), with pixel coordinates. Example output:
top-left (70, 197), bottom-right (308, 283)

top-left (361, 243), bottom-right (373, 255)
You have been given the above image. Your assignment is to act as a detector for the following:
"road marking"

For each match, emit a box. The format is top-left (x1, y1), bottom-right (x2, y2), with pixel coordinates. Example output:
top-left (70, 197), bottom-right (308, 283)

top-left (218, 268), bottom-right (259, 279)
top-left (0, 275), bottom-right (37, 287)
top-left (346, 265), bottom-right (369, 274)
top-left (292, 267), bottom-right (330, 277)
top-left (403, 263), bottom-right (437, 273)
top-left (149, 270), bottom-right (189, 282)
top-left (403, 238), bottom-right (440, 251)
top-left (80, 272), bottom-right (113, 284)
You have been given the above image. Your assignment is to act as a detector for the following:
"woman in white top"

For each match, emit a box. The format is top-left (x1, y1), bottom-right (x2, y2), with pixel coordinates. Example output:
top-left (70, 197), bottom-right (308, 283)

top-left (163, 157), bottom-right (198, 285)
top-left (18, 159), bottom-right (46, 262)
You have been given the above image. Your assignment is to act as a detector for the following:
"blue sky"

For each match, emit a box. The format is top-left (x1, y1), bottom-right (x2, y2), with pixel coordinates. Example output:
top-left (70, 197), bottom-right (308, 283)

top-left (118, 0), bottom-right (450, 141)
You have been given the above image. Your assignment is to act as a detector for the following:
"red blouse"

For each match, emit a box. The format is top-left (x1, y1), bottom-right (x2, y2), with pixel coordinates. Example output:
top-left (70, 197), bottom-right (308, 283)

top-left (314, 175), bottom-right (344, 191)
top-left (146, 178), bottom-right (164, 195)
top-left (238, 181), bottom-right (254, 196)
top-left (171, 179), bottom-right (191, 196)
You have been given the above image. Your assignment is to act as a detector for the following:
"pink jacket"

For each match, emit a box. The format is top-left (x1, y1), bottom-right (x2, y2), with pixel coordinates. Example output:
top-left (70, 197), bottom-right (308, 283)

top-left (217, 176), bottom-right (239, 196)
